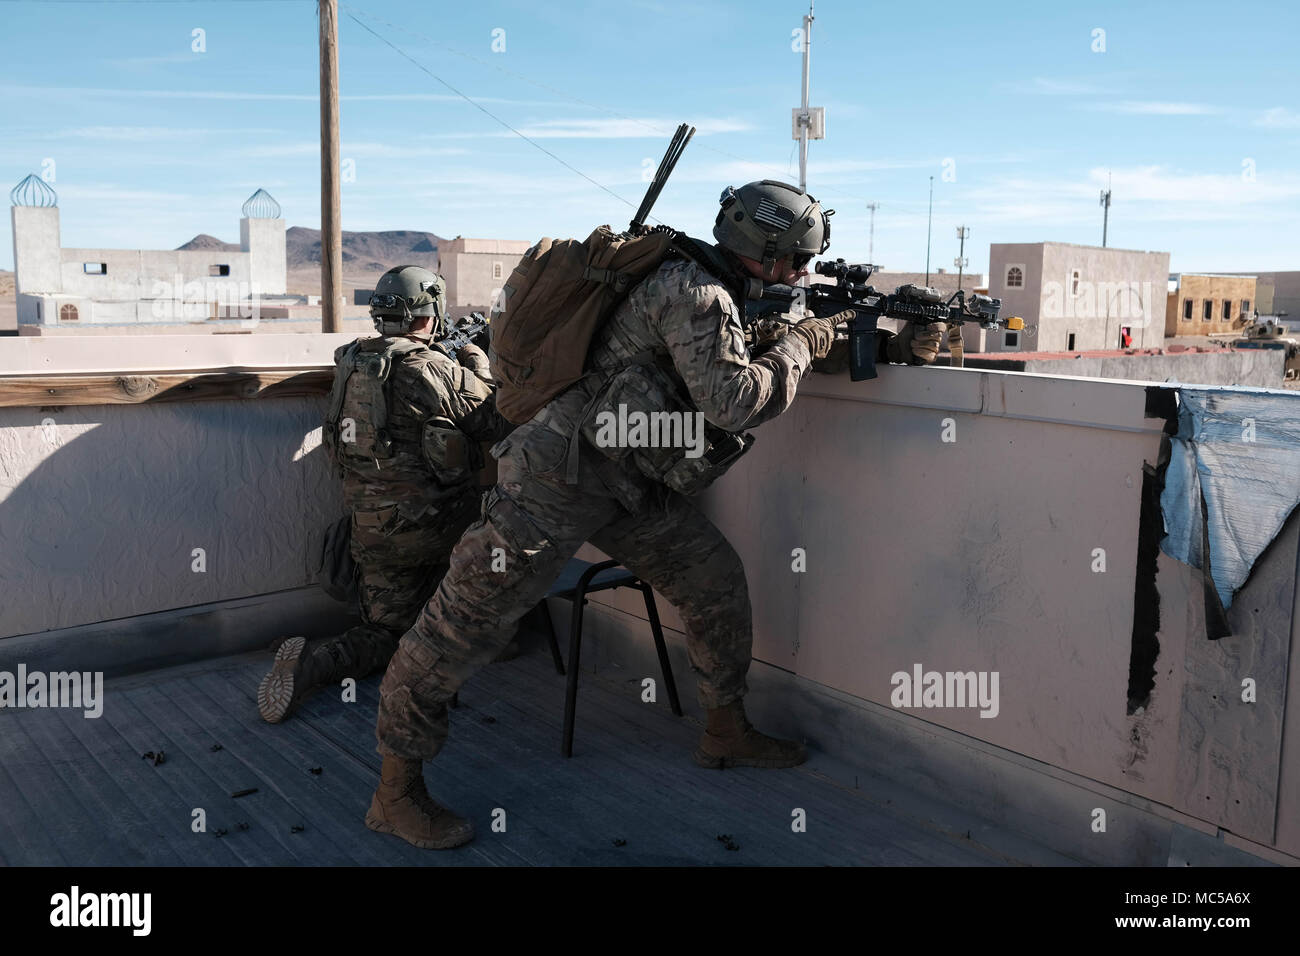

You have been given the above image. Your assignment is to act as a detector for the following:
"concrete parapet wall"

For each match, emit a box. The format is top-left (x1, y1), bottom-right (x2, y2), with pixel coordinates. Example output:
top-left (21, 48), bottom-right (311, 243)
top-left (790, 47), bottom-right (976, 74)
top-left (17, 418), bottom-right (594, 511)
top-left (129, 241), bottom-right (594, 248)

top-left (954, 348), bottom-right (1285, 388)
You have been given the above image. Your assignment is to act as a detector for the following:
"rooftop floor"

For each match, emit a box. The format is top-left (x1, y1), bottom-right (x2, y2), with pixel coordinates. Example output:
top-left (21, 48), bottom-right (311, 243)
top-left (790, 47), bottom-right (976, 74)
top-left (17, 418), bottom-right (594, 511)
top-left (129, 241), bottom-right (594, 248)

top-left (0, 646), bottom-right (1069, 867)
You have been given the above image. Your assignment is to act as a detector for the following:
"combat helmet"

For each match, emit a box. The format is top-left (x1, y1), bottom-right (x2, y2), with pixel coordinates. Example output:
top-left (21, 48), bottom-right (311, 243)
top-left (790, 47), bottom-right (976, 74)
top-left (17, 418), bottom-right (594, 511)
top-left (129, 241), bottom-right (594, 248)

top-left (712, 180), bottom-right (832, 271)
top-left (369, 265), bottom-right (447, 339)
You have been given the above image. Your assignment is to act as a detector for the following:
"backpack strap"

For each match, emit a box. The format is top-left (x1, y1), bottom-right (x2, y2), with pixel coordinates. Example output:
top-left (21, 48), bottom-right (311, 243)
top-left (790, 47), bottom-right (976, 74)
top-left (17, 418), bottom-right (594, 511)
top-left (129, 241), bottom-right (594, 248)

top-left (323, 341), bottom-right (363, 475)
top-left (669, 233), bottom-right (748, 323)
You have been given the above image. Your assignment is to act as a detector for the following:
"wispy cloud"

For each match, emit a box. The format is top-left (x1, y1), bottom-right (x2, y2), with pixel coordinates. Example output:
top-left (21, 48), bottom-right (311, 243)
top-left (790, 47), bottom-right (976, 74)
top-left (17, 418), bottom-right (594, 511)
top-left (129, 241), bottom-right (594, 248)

top-left (0, 84), bottom-right (560, 107)
top-left (1256, 107), bottom-right (1300, 128)
top-left (47, 126), bottom-right (224, 141)
top-left (238, 142), bottom-right (471, 159)
top-left (485, 117), bottom-right (754, 139)
top-left (56, 184), bottom-right (194, 203)
top-left (1021, 77), bottom-right (1116, 96)
top-left (0, 84), bottom-right (317, 101)
top-left (104, 53), bottom-right (201, 69)
top-left (962, 164), bottom-right (1300, 228)
top-left (1085, 100), bottom-right (1223, 116)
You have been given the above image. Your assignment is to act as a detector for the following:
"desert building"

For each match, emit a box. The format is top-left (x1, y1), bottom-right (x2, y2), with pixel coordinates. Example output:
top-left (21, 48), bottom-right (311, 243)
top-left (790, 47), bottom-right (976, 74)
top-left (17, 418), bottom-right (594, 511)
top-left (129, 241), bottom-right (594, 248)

top-left (1165, 274), bottom-right (1257, 337)
top-left (9, 176), bottom-right (289, 331)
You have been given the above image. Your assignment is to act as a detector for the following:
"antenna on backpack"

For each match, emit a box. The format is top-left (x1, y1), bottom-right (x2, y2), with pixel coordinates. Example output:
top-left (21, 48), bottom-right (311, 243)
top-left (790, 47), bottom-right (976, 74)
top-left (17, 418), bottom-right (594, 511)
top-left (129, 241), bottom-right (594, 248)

top-left (630, 123), bottom-right (695, 232)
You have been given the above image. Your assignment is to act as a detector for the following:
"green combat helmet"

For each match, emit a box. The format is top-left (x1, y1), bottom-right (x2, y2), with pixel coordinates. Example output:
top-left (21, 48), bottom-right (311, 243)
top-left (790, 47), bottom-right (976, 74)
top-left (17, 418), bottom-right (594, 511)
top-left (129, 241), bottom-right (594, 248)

top-left (369, 265), bottom-right (447, 340)
top-left (712, 180), bottom-right (833, 272)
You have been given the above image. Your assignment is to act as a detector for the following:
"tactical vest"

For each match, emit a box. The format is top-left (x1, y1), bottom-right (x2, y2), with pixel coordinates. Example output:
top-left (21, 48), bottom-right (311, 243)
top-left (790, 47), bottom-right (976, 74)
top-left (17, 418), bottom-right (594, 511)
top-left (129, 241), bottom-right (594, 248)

top-left (323, 337), bottom-right (478, 482)
top-left (571, 248), bottom-right (756, 496)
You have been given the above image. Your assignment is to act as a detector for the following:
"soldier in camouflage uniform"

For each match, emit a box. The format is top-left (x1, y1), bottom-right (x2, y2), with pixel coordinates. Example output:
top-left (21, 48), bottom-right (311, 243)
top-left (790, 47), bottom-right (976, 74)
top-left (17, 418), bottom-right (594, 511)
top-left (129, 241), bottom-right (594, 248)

top-left (256, 265), bottom-right (510, 725)
top-left (365, 182), bottom-right (947, 849)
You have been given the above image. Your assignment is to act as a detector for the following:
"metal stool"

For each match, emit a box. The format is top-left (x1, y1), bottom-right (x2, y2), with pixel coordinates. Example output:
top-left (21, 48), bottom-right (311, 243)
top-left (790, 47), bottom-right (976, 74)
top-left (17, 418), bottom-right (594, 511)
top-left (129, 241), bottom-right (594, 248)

top-left (540, 558), bottom-right (683, 757)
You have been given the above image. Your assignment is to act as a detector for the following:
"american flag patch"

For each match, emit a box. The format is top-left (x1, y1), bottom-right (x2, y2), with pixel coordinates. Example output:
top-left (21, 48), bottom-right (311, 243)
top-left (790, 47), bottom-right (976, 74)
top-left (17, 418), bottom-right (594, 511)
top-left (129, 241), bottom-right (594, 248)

top-left (752, 197), bottom-right (795, 230)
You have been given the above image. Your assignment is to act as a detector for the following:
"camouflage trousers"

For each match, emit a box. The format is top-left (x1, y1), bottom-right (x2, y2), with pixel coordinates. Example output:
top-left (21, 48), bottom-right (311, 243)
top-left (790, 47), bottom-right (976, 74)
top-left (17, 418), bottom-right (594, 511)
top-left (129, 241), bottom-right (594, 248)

top-left (376, 423), bottom-right (753, 760)
top-left (312, 486), bottom-right (483, 683)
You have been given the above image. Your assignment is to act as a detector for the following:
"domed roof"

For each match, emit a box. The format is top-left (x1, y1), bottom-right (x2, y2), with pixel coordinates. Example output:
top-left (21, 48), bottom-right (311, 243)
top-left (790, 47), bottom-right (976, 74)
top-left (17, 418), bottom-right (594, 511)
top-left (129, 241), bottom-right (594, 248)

top-left (241, 188), bottom-right (282, 219)
top-left (10, 174), bottom-right (58, 208)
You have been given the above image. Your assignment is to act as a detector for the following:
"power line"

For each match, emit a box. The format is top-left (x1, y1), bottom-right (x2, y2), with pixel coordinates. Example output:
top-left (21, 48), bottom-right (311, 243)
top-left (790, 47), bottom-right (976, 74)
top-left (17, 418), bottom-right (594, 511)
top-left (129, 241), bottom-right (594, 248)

top-left (342, 7), bottom-right (639, 213)
top-left (342, 3), bottom-right (871, 205)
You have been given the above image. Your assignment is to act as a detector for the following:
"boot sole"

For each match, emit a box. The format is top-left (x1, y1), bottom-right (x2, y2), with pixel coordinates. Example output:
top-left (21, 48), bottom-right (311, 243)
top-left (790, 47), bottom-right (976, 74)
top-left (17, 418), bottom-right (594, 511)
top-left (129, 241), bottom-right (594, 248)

top-left (364, 811), bottom-right (475, 850)
top-left (257, 636), bottom-right (306, 724)
top-left (691, 747), bottom-right (807, 770)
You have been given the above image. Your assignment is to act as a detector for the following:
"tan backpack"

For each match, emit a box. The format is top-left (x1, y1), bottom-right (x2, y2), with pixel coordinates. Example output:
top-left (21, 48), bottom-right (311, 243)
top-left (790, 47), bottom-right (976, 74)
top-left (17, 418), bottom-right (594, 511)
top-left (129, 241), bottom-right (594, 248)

top-left (488, 225), bottom-right (687, 424)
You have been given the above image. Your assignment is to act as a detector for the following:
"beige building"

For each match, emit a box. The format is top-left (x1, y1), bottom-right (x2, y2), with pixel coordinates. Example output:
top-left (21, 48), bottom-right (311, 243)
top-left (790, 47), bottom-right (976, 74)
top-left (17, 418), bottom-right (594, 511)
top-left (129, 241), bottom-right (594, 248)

top-left (1165, 274), bottom-right (1256, 337)
top-left (1218, 271), bottom-right (1300, 320)
top-left (10, 177), bottom-right (288, 331)
top-left (436, 236), bottom-right (532, 320)
top-left (986, 242), bottom-right (1170, 353)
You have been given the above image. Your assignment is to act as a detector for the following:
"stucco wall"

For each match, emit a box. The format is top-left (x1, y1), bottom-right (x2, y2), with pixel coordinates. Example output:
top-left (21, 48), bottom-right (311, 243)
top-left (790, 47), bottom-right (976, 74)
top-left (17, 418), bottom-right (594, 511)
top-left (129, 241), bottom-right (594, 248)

top-left (0, 397), bottom-right (343, 637)
top-left (1038, 244), bottom-right (1169, 351)
top-left (440, 238), bottom-right (531, 310)
top-left (1166, 275), bottom-right (1257, 336)
top-left (56, 248), bottom-right (254, 308)
top-left (988, 243), bottom-right (1044, 352)
top-left (991, 243), bottom-right (1170, 353)
top-left (11, 206), bottom-right (62, 295)
top-left (962, 349), bottom-right (1284, 388)
top-left (240, 217), bottom-right (287, 296)
top-left (580, 367), bottom-right (1299, 855)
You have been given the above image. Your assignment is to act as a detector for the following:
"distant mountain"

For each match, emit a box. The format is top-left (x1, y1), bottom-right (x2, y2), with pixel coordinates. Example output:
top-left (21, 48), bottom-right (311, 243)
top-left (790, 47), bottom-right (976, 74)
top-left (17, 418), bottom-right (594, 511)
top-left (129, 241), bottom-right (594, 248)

top-left (177, 233), bottom-right (241, 252)
top-left (285, 227), bottom-right (443, 273)
top-left (175, 227), bottom-right (444, 274)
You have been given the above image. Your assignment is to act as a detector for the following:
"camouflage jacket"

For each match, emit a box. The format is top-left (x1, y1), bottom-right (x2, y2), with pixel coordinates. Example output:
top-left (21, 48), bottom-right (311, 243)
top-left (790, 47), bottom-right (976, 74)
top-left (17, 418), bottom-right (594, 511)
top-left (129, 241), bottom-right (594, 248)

top-left (329, 336), bottom-right (512, 516)
top-left (503, 256), bottom-right (813, 508)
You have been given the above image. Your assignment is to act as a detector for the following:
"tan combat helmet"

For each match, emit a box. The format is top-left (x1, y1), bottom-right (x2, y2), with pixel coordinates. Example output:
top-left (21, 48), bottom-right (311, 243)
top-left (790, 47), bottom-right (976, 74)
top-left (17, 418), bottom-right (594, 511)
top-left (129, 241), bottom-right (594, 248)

top-left (369, 265), bottom-right (447, 340)
top-left (712, 180), bottom-right (833, 272)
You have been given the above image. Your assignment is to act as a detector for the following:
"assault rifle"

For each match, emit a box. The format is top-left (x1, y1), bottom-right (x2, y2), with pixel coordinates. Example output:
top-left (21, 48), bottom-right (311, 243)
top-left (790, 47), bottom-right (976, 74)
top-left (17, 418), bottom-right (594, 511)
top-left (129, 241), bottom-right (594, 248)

top-left (750, 259), bottom-right (1023, 381)
top-left (438, 311), bottom-right (489, 354)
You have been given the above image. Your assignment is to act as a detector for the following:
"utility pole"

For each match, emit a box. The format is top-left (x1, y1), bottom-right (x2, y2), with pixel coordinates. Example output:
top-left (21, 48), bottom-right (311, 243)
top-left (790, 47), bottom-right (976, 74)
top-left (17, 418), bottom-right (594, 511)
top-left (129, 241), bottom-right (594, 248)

top-left (1099, 171), bottom-right (1112, 249)
top-left (320, 0), bottom-right (342, 333)
top-left (954, 225), bottom-right (969, 291)
top-left (866, 201), bottom-right (879, 264)
top-left (925, 176), bottom-right (934, 285)
top-left (790, 2), bottom-right (822, 286)
top-left (796, 2), bottom-right (814, 193)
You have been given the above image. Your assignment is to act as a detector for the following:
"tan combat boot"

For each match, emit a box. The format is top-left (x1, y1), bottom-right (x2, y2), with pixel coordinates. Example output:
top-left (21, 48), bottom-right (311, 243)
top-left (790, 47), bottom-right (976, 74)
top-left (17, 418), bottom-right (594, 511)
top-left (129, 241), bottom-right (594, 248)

top-left (257, 637), bottom-right (324, 724)
top-left (692, 699), bottom-right (807, 769)
top-left (365, 756), bottom-right (475, 850)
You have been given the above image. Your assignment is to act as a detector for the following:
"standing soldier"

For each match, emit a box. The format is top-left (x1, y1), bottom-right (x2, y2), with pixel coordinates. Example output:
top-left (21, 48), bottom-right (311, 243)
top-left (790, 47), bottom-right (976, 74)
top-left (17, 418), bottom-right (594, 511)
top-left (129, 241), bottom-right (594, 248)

top-left (256, 265), bottom-right (510, 724)
top-left (365, 181), bottom-right (946, 849)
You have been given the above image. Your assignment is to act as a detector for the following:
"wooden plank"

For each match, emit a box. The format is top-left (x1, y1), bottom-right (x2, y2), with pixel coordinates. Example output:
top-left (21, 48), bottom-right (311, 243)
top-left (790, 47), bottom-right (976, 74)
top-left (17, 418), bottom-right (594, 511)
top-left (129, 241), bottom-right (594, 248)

top-left (0, 369), bottom-right (332, 408)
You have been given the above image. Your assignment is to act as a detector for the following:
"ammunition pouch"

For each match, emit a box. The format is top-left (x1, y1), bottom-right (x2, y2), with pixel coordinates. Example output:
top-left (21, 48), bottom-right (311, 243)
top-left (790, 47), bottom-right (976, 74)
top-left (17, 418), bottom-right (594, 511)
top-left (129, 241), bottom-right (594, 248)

top-left (580, 363), bottom-right (754, 496)
top-left (421, 415), bottom-right (484, 486)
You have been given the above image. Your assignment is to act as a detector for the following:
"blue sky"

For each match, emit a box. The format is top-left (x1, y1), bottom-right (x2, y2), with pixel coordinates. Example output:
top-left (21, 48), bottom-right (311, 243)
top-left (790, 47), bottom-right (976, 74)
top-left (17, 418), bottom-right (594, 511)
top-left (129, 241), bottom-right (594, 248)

top-left (1, 0), bottom-right (1297, 276)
